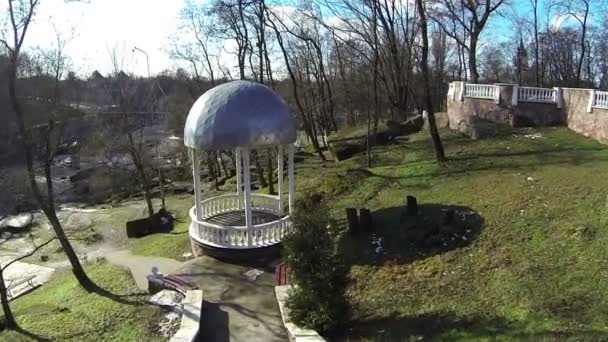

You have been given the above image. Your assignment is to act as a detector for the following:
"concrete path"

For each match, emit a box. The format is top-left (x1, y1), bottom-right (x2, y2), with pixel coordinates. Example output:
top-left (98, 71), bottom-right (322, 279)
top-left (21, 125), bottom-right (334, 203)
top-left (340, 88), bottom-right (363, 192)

top-left (105, 250), bottom-right (183, 290)
top-left (172, 256), bottom-right (288, 342)
top-left (0, 257), bottom-right (55, 301)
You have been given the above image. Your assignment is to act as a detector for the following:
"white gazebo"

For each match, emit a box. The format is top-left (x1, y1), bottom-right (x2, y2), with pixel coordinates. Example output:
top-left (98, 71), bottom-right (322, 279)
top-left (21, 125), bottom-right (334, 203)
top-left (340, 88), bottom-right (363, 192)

top-left (184, 80), bottom-right (296, 253)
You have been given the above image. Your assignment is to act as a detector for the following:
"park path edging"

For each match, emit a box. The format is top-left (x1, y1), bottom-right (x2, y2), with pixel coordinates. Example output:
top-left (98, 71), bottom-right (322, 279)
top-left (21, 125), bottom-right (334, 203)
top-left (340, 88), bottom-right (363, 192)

top-left (275, 285), bottom-right (326, 342)
top-left (170, 290), bottom-right (203, 342)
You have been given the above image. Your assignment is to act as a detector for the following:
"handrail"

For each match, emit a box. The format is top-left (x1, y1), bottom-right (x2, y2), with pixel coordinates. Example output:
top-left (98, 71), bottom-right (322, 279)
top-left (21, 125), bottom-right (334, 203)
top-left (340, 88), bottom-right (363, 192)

top-left (189, 205), bottom-right (289, 230)
top-left (595, 90), bottom-right (608, 109)
top-left (188, 193), bottom-right (292, 248)
top-left (518, 86), bottom-right (556, 103)
top-left (464, 84), bottom-right (495, 99)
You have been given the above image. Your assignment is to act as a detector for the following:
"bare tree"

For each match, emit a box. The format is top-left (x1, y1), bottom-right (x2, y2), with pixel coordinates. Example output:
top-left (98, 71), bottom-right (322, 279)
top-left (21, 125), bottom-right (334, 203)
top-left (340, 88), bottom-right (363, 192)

top-left (266, 7), bottom-right (327, 161)
top-left (433, 0), bottom-right (506, 82)
top-left (559, 0), bottom-right (591, 84)
top-left (107, 47), bottom-right (156, 218)
top-left (0, 236), bottom-right (56, 330)
top-left (1, 0), bottom-right (96, 292)
top-left (171, 0), bottom-right (218, 91)
top-left (417, 0), bottom-right (446, 162)
top-left (211, 0), bottom-right (250, 80)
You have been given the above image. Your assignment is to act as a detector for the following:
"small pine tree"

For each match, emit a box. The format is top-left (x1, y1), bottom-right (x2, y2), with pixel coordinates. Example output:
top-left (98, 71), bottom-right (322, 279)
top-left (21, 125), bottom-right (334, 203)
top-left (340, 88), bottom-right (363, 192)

top-left (283, 194), bottom-right (349, 333)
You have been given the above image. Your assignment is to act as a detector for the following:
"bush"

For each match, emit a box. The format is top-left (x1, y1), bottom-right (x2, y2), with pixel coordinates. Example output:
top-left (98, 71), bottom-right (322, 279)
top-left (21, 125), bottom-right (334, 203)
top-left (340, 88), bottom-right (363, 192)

top-left (283, 193), bottom-right (349, 333)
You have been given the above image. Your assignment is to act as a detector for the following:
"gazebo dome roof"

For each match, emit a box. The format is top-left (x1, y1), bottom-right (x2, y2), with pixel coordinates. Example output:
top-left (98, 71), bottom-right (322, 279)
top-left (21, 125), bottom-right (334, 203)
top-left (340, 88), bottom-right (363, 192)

top-left (184, 80), bottom-right (297, 150)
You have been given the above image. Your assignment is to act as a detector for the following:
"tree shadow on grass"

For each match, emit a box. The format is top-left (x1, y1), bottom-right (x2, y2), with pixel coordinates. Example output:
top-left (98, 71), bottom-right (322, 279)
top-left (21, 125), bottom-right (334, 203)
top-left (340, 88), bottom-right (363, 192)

top-left (6, 325), bottom-right (52, 342)
top-left (342, 204), bottom-right (484, 266)
top-left (90, 284), bottom-right (149, 306)
top-left (331, 312), bottom-right (608, 341)
top-left (361, 144), bottom-right (608, 182)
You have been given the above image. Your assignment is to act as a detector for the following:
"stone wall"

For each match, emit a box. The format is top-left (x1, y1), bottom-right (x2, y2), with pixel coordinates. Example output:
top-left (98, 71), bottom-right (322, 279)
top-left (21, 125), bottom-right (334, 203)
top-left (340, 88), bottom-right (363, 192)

top-left (447, 82), bottom-right (608, 144)
top-left (563, 88), bottom-right (608, 143)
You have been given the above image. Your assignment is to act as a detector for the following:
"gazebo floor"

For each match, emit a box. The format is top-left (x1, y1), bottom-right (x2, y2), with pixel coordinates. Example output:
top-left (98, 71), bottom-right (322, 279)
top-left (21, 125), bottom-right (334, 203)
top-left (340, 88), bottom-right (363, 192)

top-left (206, 210), bottom-right (284, 227)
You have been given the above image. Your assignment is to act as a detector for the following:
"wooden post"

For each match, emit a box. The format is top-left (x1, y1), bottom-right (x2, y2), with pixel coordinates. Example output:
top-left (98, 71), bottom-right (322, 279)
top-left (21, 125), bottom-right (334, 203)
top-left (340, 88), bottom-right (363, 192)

top-left (190, 148), bottom-right (202, 221)
top-left (359, 208), bottom-right (372, 232)
top-left (242, 148), bottom-right (253, 246)
top-left (346, 208), bottom-right (358, 234)
top-left (288, 144), bottom-right (295, 214)
top-left (494, 84), bottom-right (500, 104)
top-left (406, 196), bottom-right (418, 216)
top-left (278, 145), bottom-right (284, 214)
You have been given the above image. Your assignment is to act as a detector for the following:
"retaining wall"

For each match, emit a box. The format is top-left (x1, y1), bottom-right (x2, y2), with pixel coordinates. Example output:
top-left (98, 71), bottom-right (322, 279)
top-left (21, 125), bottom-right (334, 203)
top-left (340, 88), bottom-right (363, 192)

top-left (447, 82), bottom-right (608, 143)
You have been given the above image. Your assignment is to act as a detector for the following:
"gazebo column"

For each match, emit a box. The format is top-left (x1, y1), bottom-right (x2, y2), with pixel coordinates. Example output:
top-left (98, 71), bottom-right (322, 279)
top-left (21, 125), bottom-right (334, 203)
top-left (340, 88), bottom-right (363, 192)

top-left (235, 148), bottom-right (243, 209)
top-left (277, 145), bottom-right (284, 214)
top-left (242, 148), bottom-right (253, 246)
top-left (288, 144), bottom-right (295, 214)
top-left (190, 148), bottom-right (202, 221)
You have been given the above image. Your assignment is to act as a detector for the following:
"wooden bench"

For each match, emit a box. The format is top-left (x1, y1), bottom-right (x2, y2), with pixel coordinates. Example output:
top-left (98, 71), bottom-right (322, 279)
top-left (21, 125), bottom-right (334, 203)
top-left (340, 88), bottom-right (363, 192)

top-left (148, 274), bottom-right (198, 295)
top-left (7, 275), bottom-right (36, 299)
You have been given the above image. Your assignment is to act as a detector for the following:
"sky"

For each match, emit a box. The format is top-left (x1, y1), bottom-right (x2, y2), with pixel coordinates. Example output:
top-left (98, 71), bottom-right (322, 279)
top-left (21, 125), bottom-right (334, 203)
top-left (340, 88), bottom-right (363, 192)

top-left (7, 0), bottom-right (605, 79)
top-left (23, 0), bottom-right (184, 77)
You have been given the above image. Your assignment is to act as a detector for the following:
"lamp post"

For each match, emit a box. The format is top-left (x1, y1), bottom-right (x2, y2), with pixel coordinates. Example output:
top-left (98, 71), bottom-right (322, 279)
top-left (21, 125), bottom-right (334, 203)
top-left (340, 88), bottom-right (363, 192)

top-left (133, 46), bottom-right (165, 210)
top-left (132, 46), bottom-right (150, 77)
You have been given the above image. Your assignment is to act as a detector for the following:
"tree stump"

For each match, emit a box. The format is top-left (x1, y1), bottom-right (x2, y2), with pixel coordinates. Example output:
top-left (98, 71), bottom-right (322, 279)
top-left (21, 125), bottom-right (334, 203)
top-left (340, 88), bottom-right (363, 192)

top-left (346, 208), bottom-right (359, 234)
top-left (406, 196), bottom-right (418, 216)
top-left (441, 209), bottom-right (455, 225)
top-left (359, 208), bottom-right (372, 232)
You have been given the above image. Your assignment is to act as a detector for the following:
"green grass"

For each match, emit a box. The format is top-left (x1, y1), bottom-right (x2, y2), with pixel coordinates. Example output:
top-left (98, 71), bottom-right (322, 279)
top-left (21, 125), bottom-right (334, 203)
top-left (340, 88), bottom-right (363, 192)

top-left (127, 195), bottom-right (194, 261)
top-left (295, 126), bottom-right (608, 340)
top-left (129, 220), bottom-right (191, 260)
top-left (0, 262), bottom-right (164, 341)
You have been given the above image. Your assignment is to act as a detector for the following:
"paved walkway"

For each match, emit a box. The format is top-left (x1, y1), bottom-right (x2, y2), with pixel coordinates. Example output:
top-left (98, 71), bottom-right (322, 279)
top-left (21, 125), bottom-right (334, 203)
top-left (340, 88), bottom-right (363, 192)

top-left (0, 257), bottom-right (55, 301)
top-left (105, 250), bottom-right (183, 290)
top-left (172, 256), bottom-right (288, 342)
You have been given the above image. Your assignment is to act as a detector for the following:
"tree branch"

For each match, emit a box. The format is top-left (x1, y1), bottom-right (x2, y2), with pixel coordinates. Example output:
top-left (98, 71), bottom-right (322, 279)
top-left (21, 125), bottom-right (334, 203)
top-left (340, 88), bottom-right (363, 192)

top-left (2, 236), bottom-right (57, 271)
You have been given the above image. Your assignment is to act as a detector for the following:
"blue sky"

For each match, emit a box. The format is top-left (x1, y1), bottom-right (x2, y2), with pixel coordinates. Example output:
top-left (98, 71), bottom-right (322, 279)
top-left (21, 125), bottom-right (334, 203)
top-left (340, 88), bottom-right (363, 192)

top-left (12, 0), bottom-right (607, 78)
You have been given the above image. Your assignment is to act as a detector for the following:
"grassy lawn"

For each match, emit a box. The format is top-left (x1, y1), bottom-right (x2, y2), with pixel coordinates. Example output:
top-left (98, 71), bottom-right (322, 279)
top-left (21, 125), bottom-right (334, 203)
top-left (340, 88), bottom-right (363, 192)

top-left (129, 220), bottom-right (191, 260)
top-left (127, 195), bottom-right (194, 261)
top-left (295, 126), bottom-right (608, 340)
top-left (0, 262), bottom-right (164, 341)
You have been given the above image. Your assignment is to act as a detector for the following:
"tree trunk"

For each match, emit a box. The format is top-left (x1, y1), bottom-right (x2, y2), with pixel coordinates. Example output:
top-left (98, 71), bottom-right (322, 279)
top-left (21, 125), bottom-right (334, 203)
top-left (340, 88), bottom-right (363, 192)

top-left (266, 12), bottom-right (326, 161)
top-left (266, 149), bottom-right (275, 195)
top-left (576, 10), bottom-right (589, 84)
top-left (369, 0), bottom-right (379, 168)
top-left (468, 34), bottom-right (479, 83)
top-left (46, 209), bottom-right (96, 290)
top-left (0, 268), bottom-right (16, 329)
top-left (219, 152), bottom-right (230, 177)
top-left (128, 133), bottom-right (154, 218)
top-left (416, 0), bottom-right (446, 162)
top-left (8, 58), bottom-right (95, 292)
top-left (253, 151), bottom-right (268, 188)
top-left (207, 153), bottom-right (220, 191)
top-left (533, 0), bottom-right (540, 86)
top-left (156, 145), bottom-right (165, 210)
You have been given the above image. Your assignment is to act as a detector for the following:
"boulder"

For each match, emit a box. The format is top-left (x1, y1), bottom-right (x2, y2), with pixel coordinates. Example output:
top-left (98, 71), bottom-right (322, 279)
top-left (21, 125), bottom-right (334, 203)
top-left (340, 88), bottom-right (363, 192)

top-left (0, 213), bottom-right (33, 229)
top-left (149, 290), bottom-right (184, 310)
top-left (401, 115), bottom-right (424, 135)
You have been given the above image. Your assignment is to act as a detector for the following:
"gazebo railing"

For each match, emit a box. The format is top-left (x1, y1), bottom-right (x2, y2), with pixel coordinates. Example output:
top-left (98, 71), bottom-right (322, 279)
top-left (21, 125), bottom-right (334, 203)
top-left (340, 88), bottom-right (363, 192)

top-left (199, 193), bottom-right (283, 219)
top-left (189, 193), bottom-right (291, 248)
